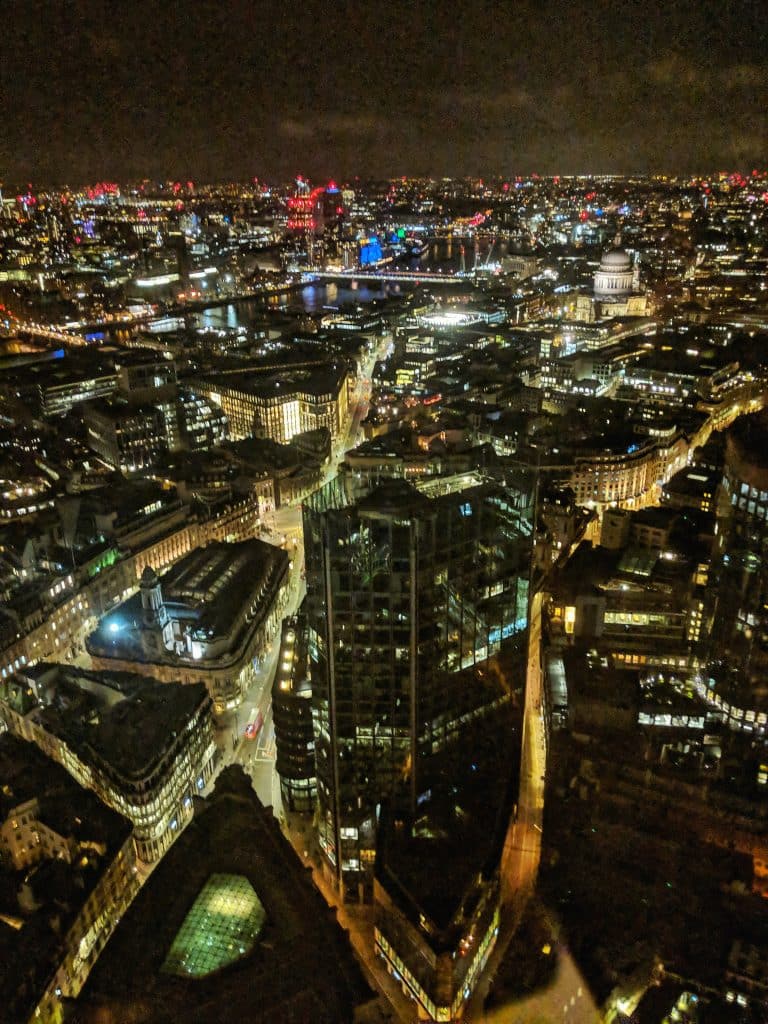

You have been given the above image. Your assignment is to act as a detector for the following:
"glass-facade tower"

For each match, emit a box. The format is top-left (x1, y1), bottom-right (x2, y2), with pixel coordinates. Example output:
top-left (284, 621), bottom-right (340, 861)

top-left (303, 466), bottom-right (535, 901)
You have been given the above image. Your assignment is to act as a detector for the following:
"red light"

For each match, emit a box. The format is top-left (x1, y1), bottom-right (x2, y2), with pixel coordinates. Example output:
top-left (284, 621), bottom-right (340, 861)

top-left (74, 236), bottom-right (82, 244)
top-left (336, 206), bottom-right (343, 215)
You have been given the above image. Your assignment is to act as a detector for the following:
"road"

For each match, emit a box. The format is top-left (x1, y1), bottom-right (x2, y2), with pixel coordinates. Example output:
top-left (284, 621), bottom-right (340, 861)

top-left (501, 588), bottom-right (546, 904)
top-left (464, 590), bottom-right (546, 1021)
top-left (216, 526), bottom-right (306, 809)
top-left (216, 344), bottom-right (379, 809)
top-left (333, 336), bottom-right (384, 464)
top-left (283, 824), bottom-right (410, 1023)
top-left (467, 589), bottom-right (600, 1024)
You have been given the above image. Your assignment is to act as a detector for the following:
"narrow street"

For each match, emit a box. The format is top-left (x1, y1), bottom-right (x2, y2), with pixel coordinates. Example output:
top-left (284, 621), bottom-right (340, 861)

top-left (467, 590), bottom-right (600, 1024)
top-left (213, 340), bottom-right (378, 802)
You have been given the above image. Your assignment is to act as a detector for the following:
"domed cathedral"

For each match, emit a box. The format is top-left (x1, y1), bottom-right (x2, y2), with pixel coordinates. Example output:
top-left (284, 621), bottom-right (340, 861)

top-left (593, 248), bottom-right (636, 299)
top-left (139, 565), bottom-right (175, 657)
top-left (572, 238), bottom-right (650, 322)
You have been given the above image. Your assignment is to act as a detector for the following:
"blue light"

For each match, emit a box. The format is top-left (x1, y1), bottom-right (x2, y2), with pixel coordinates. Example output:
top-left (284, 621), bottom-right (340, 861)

top-left (360, 237), bottom-right (383, 266)
top-left (488, 619), bottom-right (527, 645)
top-left (108, 621), bottom-right (120, 634)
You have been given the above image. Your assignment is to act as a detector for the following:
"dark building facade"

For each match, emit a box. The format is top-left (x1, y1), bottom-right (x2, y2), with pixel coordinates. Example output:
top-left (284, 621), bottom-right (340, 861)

top-left (272, 610), bottom-right (316, 812)
top-left (303, 466), bottom-right (534, 901)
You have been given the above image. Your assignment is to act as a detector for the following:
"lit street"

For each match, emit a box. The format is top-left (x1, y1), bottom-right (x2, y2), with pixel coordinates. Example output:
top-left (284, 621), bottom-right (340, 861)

top-left (466, 591), bottom-right (599, 1024)
top-left (212, 348), bottom-right (377, 809)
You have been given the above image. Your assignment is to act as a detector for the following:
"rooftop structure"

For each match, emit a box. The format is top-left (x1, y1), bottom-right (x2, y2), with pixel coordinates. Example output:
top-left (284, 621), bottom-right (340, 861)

top-left (195, 361), bottom-right (349, 443)
top-left (593, 248), bottom-right (635, 301)
top-left (0, 734), bottom-right (135, 1024)
top-left (1, 662), bottom-right (217, 861)
top-left (87, 539), bottom-right (289, 712)
top-left (72, 767), bottom-right (377, 1024)
top-left (161, 873), bottom-right (267, 978)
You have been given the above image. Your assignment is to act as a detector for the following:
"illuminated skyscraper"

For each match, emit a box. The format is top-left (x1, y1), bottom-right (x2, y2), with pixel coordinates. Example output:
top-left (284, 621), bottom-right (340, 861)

top-left (303, 466), bottom-right (534, 901)
top-left (286, 179), bottom-right (345, 266)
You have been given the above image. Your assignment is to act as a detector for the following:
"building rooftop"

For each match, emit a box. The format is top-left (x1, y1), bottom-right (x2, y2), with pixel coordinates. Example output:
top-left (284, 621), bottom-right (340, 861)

top-left (663, 465), bottom-right (721, 499)
top-left (727, 408), bottom-right (768, 477)
top-left (376, 704), bottom-right (519, 944)
top-left (88, 539), bottom-right (289, 663)
top-left (199, 360), bottom-right (347, 400)
top-left (71, 767), bottom-right (375, 1024)
top-left (12, 663), bottom-right (211, 782)
top-left (0, 734), bottom-right (131, 1024)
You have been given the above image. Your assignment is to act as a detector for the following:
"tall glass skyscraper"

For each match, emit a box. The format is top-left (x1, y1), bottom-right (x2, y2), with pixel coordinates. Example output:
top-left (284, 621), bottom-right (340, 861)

top-left (303, 465), bottom-right (535, 901)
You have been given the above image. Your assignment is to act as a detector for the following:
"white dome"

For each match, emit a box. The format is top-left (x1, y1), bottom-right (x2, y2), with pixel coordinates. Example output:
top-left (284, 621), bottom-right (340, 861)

top-left (594, 248), bottom-right (635, 300)
top-left (600, 249), bottom-right (631, 271)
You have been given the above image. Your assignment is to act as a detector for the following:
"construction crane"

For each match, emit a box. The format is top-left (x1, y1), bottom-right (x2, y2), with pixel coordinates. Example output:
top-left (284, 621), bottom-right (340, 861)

top-left (483, 238), bottom-right (497, 268)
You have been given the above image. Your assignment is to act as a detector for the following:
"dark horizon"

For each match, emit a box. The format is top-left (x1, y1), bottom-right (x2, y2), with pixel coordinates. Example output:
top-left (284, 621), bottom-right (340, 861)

top-left (2, 0), bottom-right (766, 185)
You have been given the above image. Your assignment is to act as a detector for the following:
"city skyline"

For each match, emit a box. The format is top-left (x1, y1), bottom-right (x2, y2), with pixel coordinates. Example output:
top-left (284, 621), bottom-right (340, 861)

top-left (2, 0), bottom-right (767, 183)
top-left (3, 102), bottom-right (768, 1020)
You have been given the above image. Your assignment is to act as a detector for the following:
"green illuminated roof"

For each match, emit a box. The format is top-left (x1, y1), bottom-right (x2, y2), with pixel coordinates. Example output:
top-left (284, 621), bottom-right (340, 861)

top-left (162, 873), bottom-right (266, 978)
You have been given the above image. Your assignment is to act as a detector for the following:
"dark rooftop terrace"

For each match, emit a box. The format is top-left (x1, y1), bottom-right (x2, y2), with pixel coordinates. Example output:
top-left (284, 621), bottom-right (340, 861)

top-left (72, 767), bottom-right (374, 1024)
top-left (20, 663), bottom-right (210, 781)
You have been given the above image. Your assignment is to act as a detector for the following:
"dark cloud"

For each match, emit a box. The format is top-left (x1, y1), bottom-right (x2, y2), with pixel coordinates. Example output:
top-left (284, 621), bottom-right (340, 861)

top-left (1, 0), bottom-right (766, 183)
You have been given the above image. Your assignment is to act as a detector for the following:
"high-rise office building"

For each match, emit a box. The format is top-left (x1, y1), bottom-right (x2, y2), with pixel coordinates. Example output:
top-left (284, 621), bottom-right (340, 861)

top-left (272, 610), bottom-right (316, 812)
top-left (303, 465), bottom-right (534, 901)
top-left (708, 410), bottom-right (768, 714)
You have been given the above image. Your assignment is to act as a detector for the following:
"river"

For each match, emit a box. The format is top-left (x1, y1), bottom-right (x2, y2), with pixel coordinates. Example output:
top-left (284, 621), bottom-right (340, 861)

top-left (192, 237), bottom-right (503, 331)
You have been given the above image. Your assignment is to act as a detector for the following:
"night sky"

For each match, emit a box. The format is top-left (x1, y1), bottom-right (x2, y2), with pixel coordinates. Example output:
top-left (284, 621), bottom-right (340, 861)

top-left (2, 0), bottom-right (767, 184)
